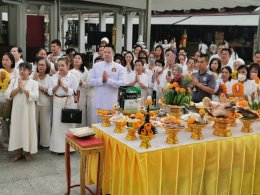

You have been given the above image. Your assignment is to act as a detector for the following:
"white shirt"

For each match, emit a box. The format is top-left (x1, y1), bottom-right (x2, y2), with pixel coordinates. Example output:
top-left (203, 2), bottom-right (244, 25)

top-left (127, 72), bottom-right (149, 99)
top-left (48, 71), bottom-right (79, 96)
top-left (199, 43), bottom-right (208, 54)
top-left (88, 61), bottom-right (126, 110)
top-left (36, 74), bottom-right (52, 106)
top-left (15, 59), bottom-right (24, 69)
top-left (70, 67), bottom-right (89, 90)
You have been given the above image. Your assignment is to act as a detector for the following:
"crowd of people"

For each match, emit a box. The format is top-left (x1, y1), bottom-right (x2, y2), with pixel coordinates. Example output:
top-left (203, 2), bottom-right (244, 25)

top-left (1, 36), bottom-right (260, 161)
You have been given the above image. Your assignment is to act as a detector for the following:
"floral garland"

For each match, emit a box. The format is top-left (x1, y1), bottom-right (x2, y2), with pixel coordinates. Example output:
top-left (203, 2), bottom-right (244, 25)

top-left (0, 69), bottom-right (10, 93)
top-left (255, 77), bottom-right (260, 84)
top-left (232, 82), bottom-right (244, 97)
top-left (220, 83), bottom-right (227, 95)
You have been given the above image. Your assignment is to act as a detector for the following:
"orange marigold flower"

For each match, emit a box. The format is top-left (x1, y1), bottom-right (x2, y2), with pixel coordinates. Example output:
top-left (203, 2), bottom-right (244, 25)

top-left (179, 88), bottom-right (186, 93)
top-left (199, 109), bottom-right (206, 115)
top-left (175, 87), bottom-right (181, 92)
top-left (172, 82), bottom-right (180, 88)
top-left (188, 117), bottom-right (196, 124)
top-left (146, 99), bottom-right (153, 105)
top-left (232, 83), bottom-right (244, 97)
top-left (255, 77), bottom-right (260, 84)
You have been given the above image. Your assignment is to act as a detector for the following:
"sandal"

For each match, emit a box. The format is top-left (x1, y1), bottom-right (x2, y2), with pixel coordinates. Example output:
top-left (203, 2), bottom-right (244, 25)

top-left (24, 152), bottom-right (33, 161)
top-left (10, 152), bottom-right (23, 162)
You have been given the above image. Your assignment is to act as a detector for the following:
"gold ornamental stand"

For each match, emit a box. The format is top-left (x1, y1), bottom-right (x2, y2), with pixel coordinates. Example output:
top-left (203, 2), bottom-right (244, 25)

top-left (189, 123), bottom-right (207, 140)
top-left (240, 118), bottom-right (255, 133)
top-left (212, 117), bottom-right (232, 137)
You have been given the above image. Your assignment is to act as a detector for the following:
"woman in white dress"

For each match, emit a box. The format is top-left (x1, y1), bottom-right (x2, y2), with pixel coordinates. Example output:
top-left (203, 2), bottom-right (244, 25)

top-left (0, 53), bottom-right (19, 150)
top-left (48, 56), bottom-right (79, 153)
top-left (10, 47), bottom-right (24, 68)
top-left (213, 66), bottom-right (234, 102)
top-left (70, 53), bottom-right (88, 127)
top-left (86, 57), bottom-right (103, 127)
top-left (32, 57), bottom-right (52, 148)
top-left (127, 59), bottom-right (149, 101)
top-left (123, 51), bottom-right (134, 76)
top-left (233, 65), bottom-right (257, 99)
top-left (5, 62), bottom-right (39, 161)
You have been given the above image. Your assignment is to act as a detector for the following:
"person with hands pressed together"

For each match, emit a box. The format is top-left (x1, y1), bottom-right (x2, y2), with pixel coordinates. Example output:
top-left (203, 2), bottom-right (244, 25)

top-left (192, 54), bottom-right (216, 103)
top-left (33, 57), bottom-right (52, 148)
top-left (88, 44), bottom-right (126, 123)
top-left (5, 62), bottom-right (39, 161)
top-left (127, 59), bottom-right (149, 100)
top-left (48, 57), bottom-right (79, 154)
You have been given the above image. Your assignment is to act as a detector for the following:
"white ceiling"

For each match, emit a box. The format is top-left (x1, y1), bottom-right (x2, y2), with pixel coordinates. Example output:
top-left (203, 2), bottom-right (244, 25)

top-left (83, 0), bottom-right (260, 11)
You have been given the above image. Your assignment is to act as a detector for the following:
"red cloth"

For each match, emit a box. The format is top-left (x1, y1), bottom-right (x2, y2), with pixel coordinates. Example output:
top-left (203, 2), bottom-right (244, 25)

top-left (66, 132), bottom-right (103, 148)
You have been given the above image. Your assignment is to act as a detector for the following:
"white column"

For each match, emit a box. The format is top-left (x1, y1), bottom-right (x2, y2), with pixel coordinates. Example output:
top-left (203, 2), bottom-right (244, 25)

top-left (62, 14), bottom-right (69, 50)
top-left (138, 11), bottom-right (144, 41)
top-left (114, 12), bottom-right (123, 53)
top-left (8, 4), bottom-right (17, 46)
top-left (78, 12), bottom-right (85, 53)
top-left (99, 11), bottom-right (106, 32)
top-left (145, 0), bottom-right (152, 51)
top-left (125, 11), bottom-right (135, 51)
top-left (257, 12), bottom-right (260, 51)
top-left (17, 2), bottom-right (27, 58)
top-left (49, 1), bottom-right (58, 43)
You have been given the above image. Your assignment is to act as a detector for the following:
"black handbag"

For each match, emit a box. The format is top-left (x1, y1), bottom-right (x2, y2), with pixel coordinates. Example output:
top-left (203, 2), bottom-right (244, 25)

top-left (61, 97), bottom-right (82, 123)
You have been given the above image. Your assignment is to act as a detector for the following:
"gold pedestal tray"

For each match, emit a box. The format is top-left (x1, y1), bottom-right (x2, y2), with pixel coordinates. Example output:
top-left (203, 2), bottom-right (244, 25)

top-left (164, 127), bottom-right (183, 144)
top-left (112, 121), bottom-right (126, 133)
top-left (158, 99), bottom-right (183, 118)
top-left (185, 124), bottom-right (192, 132)
top-left (139, 135), bottom-right (152, 148)
top-left (189, 123), bottom-right (207, 140)
top-left (240, 118), bottom-right (255, 133)
top-left (100, 115), bottom-right (112, 127)
top-left (125, 127), bottom-right (137, 140)
top-left (230, 119), bottom-right (237, 127)
top-left (212, 117), bottom-right (232, 137)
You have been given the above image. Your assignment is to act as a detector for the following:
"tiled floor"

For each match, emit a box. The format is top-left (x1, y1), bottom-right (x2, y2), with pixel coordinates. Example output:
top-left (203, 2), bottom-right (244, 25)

top-left (0, 127), bottom-right (96, 195)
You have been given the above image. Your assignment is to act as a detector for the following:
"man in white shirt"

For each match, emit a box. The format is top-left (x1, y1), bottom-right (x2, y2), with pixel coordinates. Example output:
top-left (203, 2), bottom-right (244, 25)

top-left (221, 48), bottom-right (233, 69)
top-left (198, 40), bottom-right (208, 54)
top-left (47, 39), bottom-right (63, 75)
top-left (88, 44), bottom-right (126, 123)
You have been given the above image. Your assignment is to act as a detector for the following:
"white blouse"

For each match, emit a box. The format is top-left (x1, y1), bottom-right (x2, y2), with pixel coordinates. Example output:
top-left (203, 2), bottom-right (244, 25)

top-left (48, 71), bottom-right (79, 96)
top-left (36, 74), bottom-right (52, 106)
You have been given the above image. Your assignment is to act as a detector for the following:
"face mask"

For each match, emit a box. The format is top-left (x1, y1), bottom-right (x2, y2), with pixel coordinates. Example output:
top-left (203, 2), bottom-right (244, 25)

top-left (149, 59), bottom-right (155, 64)
top-left (155, 66), bottom-right (162, 73)
top-left (238, 74), bottom-right (247, 82)
top-left (250, 72), bottom-right (257, 79)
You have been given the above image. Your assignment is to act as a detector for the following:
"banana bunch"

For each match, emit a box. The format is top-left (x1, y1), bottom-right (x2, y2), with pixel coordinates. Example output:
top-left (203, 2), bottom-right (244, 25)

top-left (163, 88), bottom-right (191, 106)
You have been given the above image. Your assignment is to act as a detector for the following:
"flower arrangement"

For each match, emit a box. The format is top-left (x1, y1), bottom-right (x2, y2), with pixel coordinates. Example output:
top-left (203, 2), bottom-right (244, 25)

top-left (97, 109), bottom-right (116, 116)
top-left (232, 83), bottom-right (244, 97)
top-left (255, 77), bottom-right (260, 84)
top-left (0, 69), bottom-right (10, 93)
top-left (137, 96), bottom-right (157, 136)
top-left (231, 70), bottom-right (237, 80)
top-left (161, 115), bottom-right (182, 128)
top-left (187, 109), bottom-right (208, 125)
top-left (162, 73), bottom-right (192, 106)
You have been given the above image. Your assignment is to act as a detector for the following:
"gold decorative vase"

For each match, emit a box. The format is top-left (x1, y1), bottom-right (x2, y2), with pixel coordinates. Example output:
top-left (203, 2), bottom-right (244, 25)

top-left (101, 115), bottom-right (112, 127)
top-left (212, 117), bottom-right (231, 137)
top-left (189, 123), bottom-right (207, 140)
top-left (139, 135), bottom-right (152, 149)
top-left (113, 121), bottom-right (126, 133)
top-left (165, 128), bottom-right (182, 144)
top-left (240, 119), bottom-right (254, 133)
top-left (230, 119), bottom-right (237, 127)
top-left (185, 124), bottom-right (192, 132)
top-left (168, 106), bottom-right (183, 118)
top-left (125, 127), bottom-right (137, 140)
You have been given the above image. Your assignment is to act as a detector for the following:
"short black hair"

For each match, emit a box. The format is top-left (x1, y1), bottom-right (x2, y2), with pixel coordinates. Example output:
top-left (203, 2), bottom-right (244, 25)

top-left (114, 53), bottom-right (123, 65)
top-left (94, 56), bottom-right (104, 63)
top-left (134, 45), bottom-right (142, 50)
top-left (35, 56), bottom-right (50, 74)
top-left (254, 50), bottom-right (260, 56)
top-left (104, 44), bottom-right (115, 53)
top-left (19, 62), bottom-right (32, 71)
top-left (221, 48), bottom-right (231, 55)
top-left (155, 59), bottom-right (165, 67)
top-left (36, 47), bottom-right (46, 55)
top-left (66, 48), bottom-right (76, 55)
top-left (51, 39), bottom-right (61, 47)
top-left (135, 59), bottom-right (144, 66)
top-left (2, 52), bottom-right (15, 69)
top-left (178, 47), bottom-right (187, 53)
top-left (199, 54), bottom-right (209, 62)
top-left (165, 48), bottom-right (173, 54)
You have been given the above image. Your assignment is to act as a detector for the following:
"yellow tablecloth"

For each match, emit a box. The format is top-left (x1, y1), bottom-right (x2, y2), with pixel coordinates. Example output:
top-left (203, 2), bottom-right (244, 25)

top-left (88, 122), bottom-right (260, 195)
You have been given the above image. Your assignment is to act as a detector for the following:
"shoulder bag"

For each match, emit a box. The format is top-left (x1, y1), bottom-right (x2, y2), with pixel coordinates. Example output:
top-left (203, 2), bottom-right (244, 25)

top-left (61, 97), bottom-right (82, 123)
